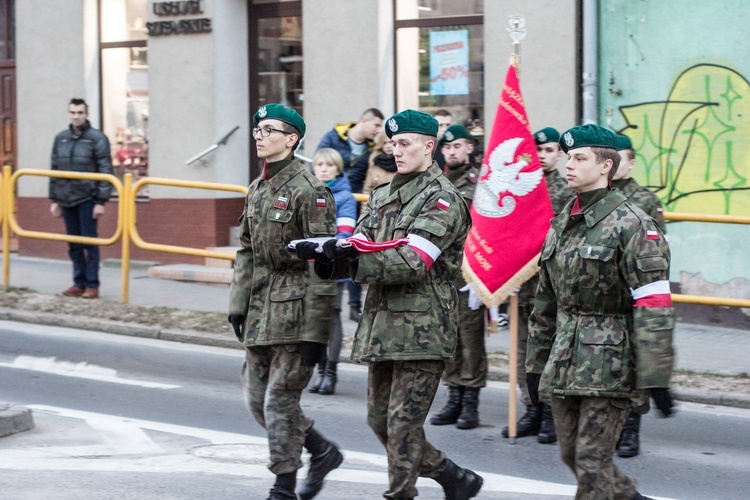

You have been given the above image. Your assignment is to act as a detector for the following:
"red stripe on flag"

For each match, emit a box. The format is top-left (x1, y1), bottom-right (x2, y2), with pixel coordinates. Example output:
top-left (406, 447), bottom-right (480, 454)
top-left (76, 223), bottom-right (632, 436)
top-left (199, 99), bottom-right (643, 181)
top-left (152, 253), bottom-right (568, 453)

top-left (337, 225), bottom-right (355, 234)
top-left (634, 294), bottom-right (673, 307)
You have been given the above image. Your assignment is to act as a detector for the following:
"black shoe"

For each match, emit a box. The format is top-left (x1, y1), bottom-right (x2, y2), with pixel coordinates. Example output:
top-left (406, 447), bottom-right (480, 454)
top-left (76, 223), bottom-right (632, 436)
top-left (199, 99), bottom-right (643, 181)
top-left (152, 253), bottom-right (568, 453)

top-left (268, 472), bottom-right (296, 499)
top-left (308, 361), bottom-right (326, 393)
top-left (502, 404), bottom-right (542, 438)
top-left (537, 403), bottom-right (557, 444)
top-left (318, 361), bottom-right (338, 395)
top-left (298, 428), bottom-right (344, 500)
top-left (434, 458), bottom-right (483, 500)
top-left (456, 387), bottom-right (480, 430)
top-left (349, 303), bottom-right (361, 322)
top-left (617, 412), bottom-right (641, 458)
top-left (430, 386), bottom-right (464, 426)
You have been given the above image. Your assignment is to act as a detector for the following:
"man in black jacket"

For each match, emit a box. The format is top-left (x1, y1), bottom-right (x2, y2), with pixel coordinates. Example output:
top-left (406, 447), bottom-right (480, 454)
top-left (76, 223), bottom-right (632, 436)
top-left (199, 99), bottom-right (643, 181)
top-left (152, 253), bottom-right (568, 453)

top-left (49, 98), bottom-right (113, 299)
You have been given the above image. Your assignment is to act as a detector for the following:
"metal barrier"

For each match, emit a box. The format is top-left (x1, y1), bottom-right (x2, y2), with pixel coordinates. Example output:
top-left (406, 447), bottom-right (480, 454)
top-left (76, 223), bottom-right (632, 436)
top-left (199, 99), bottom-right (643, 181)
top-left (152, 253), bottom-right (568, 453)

top-left (663, 211), bottom-right (750, 309)
top-left (1, 163), bottom-right (747, 310)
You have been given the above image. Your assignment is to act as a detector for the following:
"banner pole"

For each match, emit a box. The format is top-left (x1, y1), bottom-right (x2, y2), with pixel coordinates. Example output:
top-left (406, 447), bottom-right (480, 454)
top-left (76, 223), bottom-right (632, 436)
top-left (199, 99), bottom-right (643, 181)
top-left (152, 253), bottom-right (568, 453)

top-left (505, 13), bottom-right (527, 445)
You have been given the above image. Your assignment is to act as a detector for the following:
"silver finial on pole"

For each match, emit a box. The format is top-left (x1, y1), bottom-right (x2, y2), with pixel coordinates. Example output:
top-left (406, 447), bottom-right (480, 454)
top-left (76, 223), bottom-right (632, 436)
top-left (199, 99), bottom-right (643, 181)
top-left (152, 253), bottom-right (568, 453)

top-left (506, 15), bottom-right (527, 64)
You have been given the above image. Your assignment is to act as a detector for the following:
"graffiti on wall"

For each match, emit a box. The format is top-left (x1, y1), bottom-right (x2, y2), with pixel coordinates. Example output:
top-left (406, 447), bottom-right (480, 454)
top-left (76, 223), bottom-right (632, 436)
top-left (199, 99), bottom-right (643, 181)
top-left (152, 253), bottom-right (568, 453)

top-left (618, 64), bottom-right (749, 215)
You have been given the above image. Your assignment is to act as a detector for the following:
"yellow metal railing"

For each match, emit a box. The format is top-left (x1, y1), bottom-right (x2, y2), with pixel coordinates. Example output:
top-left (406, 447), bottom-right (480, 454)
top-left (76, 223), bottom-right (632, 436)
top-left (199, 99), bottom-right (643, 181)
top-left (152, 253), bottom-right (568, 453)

top-left (663, 211), bottom-right (750, 309)
top-left (1, 164), bottom-right (747, 309)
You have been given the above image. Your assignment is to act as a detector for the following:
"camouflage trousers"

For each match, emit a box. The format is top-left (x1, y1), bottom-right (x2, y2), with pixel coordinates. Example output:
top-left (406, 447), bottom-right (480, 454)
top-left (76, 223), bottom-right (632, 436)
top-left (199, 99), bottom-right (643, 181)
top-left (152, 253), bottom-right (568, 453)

top-left (442, 291), bottom-right (487, 388)
top-left (552, 396), bottom-right (638, 500)
top-left (241, 345), bottom-right (314, 475)
top-left (368, 360), bottom-right (448, 499)
top-left (517, 289), bottom-right (552, 406)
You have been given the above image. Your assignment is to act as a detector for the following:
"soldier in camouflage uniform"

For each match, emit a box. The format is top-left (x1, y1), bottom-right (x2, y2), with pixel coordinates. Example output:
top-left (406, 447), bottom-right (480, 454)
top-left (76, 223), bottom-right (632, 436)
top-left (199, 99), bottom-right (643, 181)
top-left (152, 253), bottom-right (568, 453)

top-left (302, 110), bottom-right (483, 500)
top-left (526, 124), bottom-right (675, 500)
top-left (503, 126), bottom-right (575, 443)
top-left (428, 124), bottom-right (487, 431)
top-left (228, 104), bottom-right (342, 500)
top-left (613, 133), bottom-right (668, 459)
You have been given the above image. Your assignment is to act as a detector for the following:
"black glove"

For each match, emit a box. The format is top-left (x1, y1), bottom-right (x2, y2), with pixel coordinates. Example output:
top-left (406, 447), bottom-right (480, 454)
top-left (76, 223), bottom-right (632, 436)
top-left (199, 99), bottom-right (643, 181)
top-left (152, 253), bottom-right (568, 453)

top-left (526, 373), bottom-right (542, 406)
top-left (650, 388), bottom-right (674, 417)
top-left (297, 342), bottom-right (325, 367)
top-left (294, 241), bottom-right (326, 261)
top-left (228, 314), bottom-right (245, 342)
top-left (323, 238), bottom-right (357, 260)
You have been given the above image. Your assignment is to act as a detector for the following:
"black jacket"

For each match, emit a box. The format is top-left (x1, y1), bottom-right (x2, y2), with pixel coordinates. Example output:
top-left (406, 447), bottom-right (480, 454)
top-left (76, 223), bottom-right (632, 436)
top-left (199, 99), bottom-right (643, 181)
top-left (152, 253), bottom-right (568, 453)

top-left (49, 121), bottom-right (114, 207)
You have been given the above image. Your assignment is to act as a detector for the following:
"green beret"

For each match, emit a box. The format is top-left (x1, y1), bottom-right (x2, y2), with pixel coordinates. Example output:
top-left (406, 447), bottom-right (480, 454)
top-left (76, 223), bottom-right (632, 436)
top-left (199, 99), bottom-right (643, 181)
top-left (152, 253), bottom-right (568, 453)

top-left (559, 124), bottom-right (618, 153)
top-left (533, 127), bottom-right (560, 145)
top-left (385, 109), bottom-right (438, 139)
top-left (253, 103), bottom-right (306, 138)
top-left (615, 134), bottom-right (633, 151)
top-left (439, 125), bottom-right (471, 146)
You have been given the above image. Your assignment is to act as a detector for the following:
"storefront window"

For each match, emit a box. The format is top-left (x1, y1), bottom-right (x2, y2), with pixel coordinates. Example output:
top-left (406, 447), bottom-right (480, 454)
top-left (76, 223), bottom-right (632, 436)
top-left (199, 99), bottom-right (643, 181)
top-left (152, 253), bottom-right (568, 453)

top-left (395, 2), bottom-right (484, 161)
top-left (256, 16), bottom-right (303, 115)
top-left (100, 0), bottom-right (149, 193)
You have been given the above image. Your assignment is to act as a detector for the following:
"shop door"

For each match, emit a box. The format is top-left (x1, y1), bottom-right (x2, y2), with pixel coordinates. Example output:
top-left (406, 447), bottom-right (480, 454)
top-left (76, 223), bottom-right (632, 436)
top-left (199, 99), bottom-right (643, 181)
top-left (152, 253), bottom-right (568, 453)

top-left (0, 64), bottom-right (16, 169)
top-left (248, 1), bottom-right (302, 178)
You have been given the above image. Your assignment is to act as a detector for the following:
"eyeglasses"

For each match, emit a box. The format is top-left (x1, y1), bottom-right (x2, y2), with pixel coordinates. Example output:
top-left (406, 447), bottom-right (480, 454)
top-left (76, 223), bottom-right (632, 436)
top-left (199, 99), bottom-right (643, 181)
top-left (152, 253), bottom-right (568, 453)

top-left (252, 126), bottom-right (292, 138)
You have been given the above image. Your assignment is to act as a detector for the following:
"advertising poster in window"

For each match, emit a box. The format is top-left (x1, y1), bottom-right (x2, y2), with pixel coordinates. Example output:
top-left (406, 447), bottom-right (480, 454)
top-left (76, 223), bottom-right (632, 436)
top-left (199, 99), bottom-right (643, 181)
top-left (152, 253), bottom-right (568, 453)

top-left (429, 30), bottom-right (469, 96)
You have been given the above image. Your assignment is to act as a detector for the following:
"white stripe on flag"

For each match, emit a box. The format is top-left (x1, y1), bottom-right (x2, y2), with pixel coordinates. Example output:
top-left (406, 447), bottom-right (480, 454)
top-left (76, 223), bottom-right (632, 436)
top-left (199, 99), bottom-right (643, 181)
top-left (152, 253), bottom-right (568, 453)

top-left (406, 234), bottom-right (442, 262)
top-left (350, 233), bottom-right (368, 241)
top-left (631, 280), bottom-right (671, 299)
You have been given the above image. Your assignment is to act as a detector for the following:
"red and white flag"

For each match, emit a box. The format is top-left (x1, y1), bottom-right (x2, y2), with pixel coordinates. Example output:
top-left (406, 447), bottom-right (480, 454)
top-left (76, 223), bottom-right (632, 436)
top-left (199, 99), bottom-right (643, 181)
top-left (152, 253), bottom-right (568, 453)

top-left (463, 63), bottom-right (554, 307)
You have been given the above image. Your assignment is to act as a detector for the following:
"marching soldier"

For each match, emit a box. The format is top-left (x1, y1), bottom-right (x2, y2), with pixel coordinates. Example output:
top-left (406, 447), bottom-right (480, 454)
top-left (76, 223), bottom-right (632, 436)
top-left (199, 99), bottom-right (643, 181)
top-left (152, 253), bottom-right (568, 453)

top-left (503, 126), bottom-right (575, 443)
top-left (526, 124), bottom-right (675, 500)
top-left (429, 124), bottom-right (488, 430)
top-left (613, 133), bottom-right (668, 458)
top-left (298, 110), bottom-right (483, 499)
top-left (228, 104), bottom-right (342, 500)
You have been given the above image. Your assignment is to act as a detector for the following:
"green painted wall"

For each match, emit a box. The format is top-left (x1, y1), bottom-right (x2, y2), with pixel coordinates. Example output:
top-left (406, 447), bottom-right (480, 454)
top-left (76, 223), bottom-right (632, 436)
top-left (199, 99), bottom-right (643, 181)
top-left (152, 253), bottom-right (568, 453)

top-left (600, 0), bottom-right (750, 286)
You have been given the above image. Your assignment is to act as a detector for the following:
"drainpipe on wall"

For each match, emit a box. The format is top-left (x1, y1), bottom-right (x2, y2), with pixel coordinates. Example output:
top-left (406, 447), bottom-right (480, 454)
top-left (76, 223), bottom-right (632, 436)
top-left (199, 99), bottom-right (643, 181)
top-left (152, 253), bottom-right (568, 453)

top-left (582, 0), bottom-right (598, 124)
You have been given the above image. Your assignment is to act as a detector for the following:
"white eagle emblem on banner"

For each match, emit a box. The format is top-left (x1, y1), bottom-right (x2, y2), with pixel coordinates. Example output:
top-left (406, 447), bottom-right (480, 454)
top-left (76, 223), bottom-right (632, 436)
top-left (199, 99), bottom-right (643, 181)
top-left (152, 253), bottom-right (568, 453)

top-left (474, 137), bottom-right (543, 218)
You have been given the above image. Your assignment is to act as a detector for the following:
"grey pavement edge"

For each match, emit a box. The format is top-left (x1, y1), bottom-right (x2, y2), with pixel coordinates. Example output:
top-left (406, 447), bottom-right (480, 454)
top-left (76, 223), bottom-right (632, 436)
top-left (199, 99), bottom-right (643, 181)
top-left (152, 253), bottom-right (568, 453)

top-left (1, 254), bottom-right (749, 439)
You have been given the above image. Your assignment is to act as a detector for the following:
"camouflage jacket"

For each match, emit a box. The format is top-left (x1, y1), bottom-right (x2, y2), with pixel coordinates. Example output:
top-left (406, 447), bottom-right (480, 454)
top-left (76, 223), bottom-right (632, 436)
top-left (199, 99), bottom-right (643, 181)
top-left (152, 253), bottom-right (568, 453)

top-left (613, 177), bottom-right (667, 233)
top-left (323, 163), bottom-right (471, 362)
top-left (526, 189), bottom-right (674, 398)
top-left (228, 158), bottom-right (337, 346)
top-left (444, 163), bottom-right (478, 289)
top-left (519, 168), bottom-right (575, 304)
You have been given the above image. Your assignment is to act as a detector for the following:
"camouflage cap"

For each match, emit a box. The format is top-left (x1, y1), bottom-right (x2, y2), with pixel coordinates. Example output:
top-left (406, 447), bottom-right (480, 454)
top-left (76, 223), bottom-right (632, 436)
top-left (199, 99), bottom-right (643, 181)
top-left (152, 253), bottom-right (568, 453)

top-left (559, 124), bottom-right (618, 153)
top-left (253, 103), bottom-right (306, 138)
top-left (534, 127), bottom-right (560, 145)
top-left (385, 109), bottom-right (439, 139)
top-left (616, 134), bottom-right (633, 151)
top-left (439, 124), bottom-right (471, 147)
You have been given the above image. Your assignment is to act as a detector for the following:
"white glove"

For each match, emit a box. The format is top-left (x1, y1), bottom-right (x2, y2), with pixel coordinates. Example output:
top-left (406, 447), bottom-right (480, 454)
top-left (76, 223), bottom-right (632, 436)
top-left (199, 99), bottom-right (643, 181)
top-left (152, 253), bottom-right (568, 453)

top-left (460, 284), bottom-right (483, 311)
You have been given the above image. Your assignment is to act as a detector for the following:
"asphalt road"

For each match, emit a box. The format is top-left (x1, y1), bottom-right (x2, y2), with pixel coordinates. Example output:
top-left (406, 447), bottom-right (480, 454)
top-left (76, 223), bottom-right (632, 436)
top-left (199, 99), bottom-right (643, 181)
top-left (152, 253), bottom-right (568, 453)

top-left (1, 321), bottom-right (749, 499)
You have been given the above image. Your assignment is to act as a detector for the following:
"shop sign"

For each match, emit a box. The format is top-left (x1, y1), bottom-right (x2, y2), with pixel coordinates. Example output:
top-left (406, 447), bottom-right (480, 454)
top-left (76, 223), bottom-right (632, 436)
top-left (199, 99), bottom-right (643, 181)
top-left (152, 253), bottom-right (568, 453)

top-left (147, 1), bottom-right (212, 36)
top-left (429, 30), bottom-right (469, 96)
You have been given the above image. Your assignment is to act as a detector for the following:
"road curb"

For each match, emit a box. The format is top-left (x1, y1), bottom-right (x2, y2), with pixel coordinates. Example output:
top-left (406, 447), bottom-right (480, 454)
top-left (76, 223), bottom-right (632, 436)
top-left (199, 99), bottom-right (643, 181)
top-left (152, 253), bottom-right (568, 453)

top-left (2, 308), bottom-right (748, 410)
top-left (0, 403), bottom-right (34, 438)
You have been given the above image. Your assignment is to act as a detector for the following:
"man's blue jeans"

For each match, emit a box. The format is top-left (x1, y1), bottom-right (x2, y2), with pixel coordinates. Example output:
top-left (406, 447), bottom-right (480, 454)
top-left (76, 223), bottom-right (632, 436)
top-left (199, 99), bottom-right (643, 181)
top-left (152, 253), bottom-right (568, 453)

top-left (61, 199), bottom-right (100, 289)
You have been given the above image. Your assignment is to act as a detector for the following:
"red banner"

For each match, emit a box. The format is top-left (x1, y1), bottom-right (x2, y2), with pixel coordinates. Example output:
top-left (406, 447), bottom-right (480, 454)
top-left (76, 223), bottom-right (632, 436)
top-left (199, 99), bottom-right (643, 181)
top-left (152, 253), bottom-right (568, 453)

top-left (463, 63), bottom-right (554, 307)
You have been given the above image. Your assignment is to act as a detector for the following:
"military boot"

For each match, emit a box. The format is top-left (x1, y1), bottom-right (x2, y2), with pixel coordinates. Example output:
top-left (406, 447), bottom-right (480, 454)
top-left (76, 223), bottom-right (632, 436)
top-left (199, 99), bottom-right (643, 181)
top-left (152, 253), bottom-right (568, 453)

top-left (430, 386), bottom-right (464, 425)
top-left (318, 361), bottom-right (338, 395)
top-left (617, 412), bottom-right (641, 458)
top-left (297, 427), bottom-right (343, 500)
top-left (537, 403), bottom-right (557, 444)
top-left (456, 387), bottom-right (480, 429)
top-left (308, 361), bottom-right (326, 393)
top-left (502, 403), bottom-right (542, 438)
top-left (267, 472), bottom-right (296, 500)
top-left (434, 458), bottom-right (483, 500)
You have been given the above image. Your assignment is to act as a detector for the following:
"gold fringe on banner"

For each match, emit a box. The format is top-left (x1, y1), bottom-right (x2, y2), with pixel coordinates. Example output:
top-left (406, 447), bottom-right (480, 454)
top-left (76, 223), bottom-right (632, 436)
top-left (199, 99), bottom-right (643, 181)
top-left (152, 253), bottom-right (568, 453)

top-left (461, 253), bottom-right (541, 310)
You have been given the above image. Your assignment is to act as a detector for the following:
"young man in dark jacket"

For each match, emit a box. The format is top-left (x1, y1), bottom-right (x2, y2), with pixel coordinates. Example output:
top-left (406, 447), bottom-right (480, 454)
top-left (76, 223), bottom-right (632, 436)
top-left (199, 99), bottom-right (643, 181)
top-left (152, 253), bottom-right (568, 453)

top-left (49, 98), bottom-right (113, 299)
